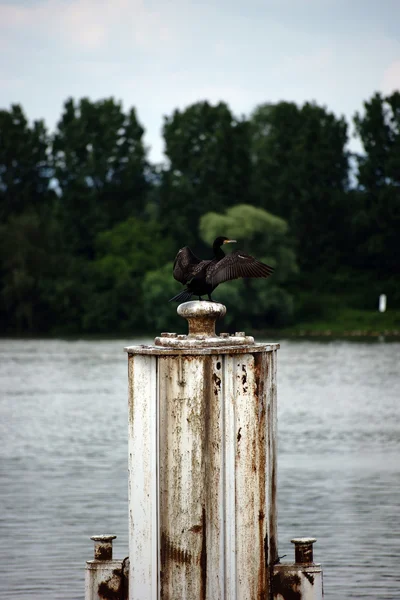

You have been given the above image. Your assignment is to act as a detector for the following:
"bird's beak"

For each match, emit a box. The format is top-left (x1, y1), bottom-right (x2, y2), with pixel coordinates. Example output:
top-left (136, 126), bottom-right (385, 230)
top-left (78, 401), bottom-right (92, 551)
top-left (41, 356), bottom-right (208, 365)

top-left (223, 239), bottom-right (237, 244)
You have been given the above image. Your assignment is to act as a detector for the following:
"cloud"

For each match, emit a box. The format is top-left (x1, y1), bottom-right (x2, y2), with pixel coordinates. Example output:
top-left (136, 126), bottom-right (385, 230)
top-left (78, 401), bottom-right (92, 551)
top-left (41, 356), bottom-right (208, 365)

top-left (277, 48), bottom-right (334, 78)
top-left (382, 61), bottom-right (400, 95)
top-left (0, 0), bottom-right (178, 53)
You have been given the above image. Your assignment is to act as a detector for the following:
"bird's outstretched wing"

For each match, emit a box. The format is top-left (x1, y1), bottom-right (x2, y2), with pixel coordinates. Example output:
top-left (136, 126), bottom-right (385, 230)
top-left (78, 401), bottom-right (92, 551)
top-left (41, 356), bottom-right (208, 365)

top-left (173, 246), bottom-right (202, 284)
top-left (207, 251), bottom-right (274, 287)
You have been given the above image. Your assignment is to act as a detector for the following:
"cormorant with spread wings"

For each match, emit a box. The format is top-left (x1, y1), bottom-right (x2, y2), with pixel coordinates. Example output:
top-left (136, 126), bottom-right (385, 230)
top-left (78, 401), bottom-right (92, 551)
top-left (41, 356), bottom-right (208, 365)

top-left (169, 236), bottom-right (274, 302)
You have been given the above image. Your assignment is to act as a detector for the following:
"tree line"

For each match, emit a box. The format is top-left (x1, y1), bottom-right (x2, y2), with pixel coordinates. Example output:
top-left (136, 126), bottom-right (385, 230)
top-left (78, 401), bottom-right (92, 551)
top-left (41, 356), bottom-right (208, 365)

top-left (0, 92), bottom-right (399, 334)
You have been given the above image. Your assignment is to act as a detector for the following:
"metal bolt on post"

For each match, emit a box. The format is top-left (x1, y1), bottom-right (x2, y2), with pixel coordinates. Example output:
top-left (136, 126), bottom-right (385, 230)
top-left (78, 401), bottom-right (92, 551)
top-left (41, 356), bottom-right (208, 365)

top-left (91, 535), bottom-right (117, 561)
top-left (291, 538), bottom-right (317, 564)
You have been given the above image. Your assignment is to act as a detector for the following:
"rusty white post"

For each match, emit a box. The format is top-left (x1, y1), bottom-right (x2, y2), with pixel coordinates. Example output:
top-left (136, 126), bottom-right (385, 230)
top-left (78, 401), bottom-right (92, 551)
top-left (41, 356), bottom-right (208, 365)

top-left (272, 538), bottom-right (324, 599)
top-left (125, 301), bottom-right (279, 600)
top-left (85, 535), bottom-right (129, 600)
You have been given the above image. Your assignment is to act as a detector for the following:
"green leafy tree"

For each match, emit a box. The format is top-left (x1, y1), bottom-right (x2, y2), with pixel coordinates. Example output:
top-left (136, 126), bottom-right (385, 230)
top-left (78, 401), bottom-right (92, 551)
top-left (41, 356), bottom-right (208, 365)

top-left (53, 97), bottom-right (148, 257)
top-left (0, 209), bottom-right (64, 332)
top-left (81, 217), bottom-right (174, 332)
top-left (143, 204), bottom-right (298, 332)
top-left (160, 101), bottom-right (252, 249)
top-left (4, 91), bottom-right (400, 335)
top-left (142, 262), bottom-right (185, 333)
top-left (250, 101), bottom-right (349, 273)
top-left (200, 204), bottom-right (297, 328)
top-left (354, 92), bottom-right (400, 279)
top-left (0, 105), bottom-right (52, 220)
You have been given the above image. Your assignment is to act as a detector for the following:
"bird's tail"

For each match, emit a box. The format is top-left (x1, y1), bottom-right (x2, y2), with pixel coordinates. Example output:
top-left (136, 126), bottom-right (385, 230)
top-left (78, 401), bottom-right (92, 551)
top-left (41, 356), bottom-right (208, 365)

top-left (168, 289), bottom-right (193, 303)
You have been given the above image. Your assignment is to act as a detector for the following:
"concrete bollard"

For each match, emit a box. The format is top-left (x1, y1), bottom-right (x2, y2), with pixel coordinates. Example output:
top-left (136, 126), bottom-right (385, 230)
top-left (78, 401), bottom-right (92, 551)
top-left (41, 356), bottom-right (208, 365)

top-left (272, 538), bottom-right (323, 599)
top-left (85, 535), bottom-right (129, 600)
top-left (125, 301), bottom-right (279, 600)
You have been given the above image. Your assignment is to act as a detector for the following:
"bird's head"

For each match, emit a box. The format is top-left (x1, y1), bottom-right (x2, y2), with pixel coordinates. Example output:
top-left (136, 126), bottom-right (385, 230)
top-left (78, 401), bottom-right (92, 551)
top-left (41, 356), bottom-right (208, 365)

top-left (214, 236), bottom-right (237, 247)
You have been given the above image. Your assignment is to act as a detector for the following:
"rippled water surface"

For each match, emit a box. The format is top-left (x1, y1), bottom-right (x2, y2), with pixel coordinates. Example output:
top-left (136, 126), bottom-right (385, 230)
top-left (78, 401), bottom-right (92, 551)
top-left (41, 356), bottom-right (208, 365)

top-left (1, 338), bottom-right (399, 599)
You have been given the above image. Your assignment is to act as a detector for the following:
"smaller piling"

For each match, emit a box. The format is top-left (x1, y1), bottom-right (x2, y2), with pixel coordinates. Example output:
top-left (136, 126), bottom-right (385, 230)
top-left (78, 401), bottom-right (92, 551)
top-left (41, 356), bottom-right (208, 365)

top-left (272, 537), bottom-right (323, 600)
top-left (85, 534), bottom-right (128, 600)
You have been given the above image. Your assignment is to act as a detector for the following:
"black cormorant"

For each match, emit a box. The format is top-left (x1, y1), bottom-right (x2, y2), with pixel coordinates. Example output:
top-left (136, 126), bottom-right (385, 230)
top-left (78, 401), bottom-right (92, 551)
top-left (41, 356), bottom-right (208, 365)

top-left (169, 236), bottom-right (274, 302)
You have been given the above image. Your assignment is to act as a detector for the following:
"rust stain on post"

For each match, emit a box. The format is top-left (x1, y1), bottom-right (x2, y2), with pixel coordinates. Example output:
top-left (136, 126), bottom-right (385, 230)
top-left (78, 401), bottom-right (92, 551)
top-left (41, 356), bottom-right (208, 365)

top-left (272, 570), bottom-right (302, 600)
top-left (291, 538), bottom-right (317, 564)
top-left (254, 353), bottom-right (268, 598)
top-left (272, 563), bottom-right (323, 600)
top-left (158, 353), bottom-right (218, 598)
top-left (97, 560), bottom-right (129, 600)
top-left (90, 535), bottom-right (117, 561)
top-left (127, 355), bottom-right (134, 428)
top-left (200, 506), bottom-right (207, 600)
top-left (161, 531), bottom-right (193, 566)
top-left (212, 371), bottom-right (221, 395)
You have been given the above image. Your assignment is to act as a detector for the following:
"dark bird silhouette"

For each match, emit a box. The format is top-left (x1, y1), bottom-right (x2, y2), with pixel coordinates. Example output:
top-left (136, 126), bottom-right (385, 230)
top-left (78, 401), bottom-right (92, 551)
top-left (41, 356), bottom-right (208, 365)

top-left (169, 236), bottom-right (274, 302)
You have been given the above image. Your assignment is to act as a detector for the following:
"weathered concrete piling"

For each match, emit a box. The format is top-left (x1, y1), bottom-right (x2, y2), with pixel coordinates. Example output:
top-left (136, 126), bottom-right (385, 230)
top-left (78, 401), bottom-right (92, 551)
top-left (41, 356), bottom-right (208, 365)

top-left (85, 300), bottom-right (324, 600)
top-left (125, 301), bottom-right (279, 600)
top-left (272, 538), bottom-right (323, 600)
top-left (85, 535), bottom-right (129, 600)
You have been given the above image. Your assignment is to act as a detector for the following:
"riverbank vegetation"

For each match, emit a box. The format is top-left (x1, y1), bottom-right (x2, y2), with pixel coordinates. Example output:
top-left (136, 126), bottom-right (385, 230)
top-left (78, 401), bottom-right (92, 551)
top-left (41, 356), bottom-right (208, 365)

top-left (1, 92), bottom-right (399, 335)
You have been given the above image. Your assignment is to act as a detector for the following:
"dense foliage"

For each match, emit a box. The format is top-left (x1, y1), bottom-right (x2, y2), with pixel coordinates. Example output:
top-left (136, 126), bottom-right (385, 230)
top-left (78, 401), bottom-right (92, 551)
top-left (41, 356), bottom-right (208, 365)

top-left (0, 93), bottom-right (399, 335)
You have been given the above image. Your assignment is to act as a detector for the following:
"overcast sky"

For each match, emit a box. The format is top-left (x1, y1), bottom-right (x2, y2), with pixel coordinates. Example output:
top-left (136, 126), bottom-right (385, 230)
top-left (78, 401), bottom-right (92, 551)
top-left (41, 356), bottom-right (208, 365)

top-left (1, 0), bottom-right (399, 163)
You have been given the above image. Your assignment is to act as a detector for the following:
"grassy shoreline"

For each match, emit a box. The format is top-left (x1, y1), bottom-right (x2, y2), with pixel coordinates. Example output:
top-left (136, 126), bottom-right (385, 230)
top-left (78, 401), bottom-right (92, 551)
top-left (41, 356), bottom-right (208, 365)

top-left (274, 307), bottom-right (400, 338)
top-left (1, 308), bottom-right (400, 340)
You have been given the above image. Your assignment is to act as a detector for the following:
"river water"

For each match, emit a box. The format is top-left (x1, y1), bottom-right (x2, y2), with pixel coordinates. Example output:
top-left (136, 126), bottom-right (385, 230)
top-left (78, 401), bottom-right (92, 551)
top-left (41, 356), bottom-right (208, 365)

top-left (0, 337), bottom-right (399, 599)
